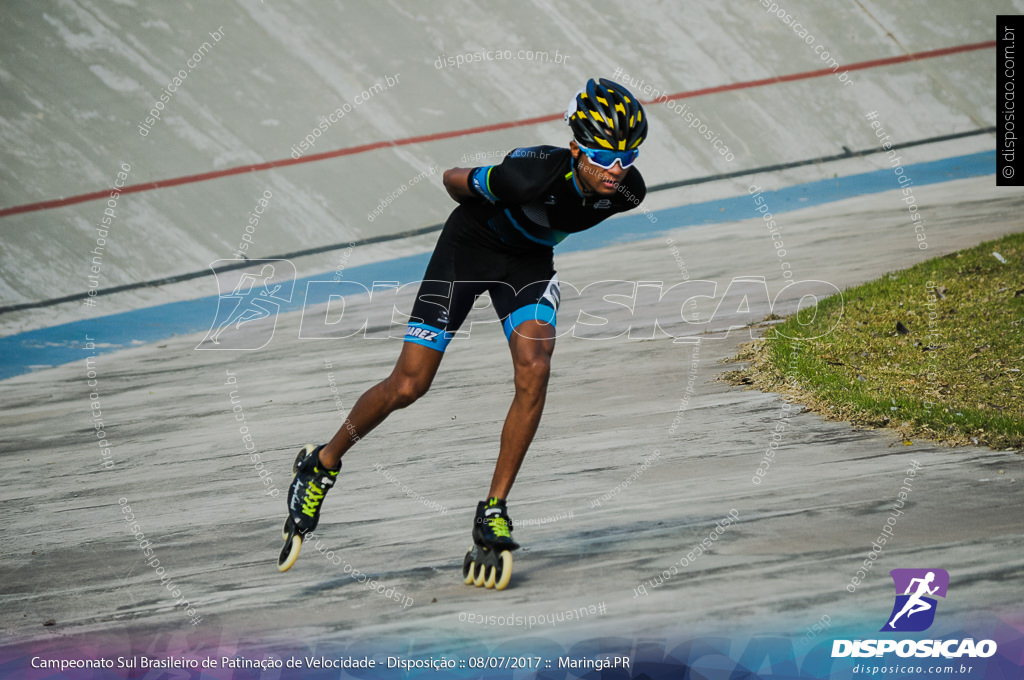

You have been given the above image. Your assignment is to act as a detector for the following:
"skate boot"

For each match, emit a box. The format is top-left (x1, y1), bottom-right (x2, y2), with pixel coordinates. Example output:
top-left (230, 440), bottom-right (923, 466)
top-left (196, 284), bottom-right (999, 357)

top-left (277, 444), bottom-right (340, 572)
top-left (462, 497), bottom-right (519, 590)
top-left (473, 498), bottom-right (520, 551)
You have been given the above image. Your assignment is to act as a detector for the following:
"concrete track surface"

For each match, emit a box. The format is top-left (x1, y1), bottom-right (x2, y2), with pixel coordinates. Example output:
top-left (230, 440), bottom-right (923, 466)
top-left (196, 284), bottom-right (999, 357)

top-left (1, 1), bottom-right (1023, 678)
top-left (3, 176), bottom-right (1024, 669)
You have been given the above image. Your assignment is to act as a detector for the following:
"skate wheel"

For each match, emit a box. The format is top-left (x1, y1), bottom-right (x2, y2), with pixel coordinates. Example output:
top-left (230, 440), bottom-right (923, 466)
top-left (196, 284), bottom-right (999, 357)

top-left (483, 565), bottom-right (497, 589)
top-left (472, 559), bottom-right (488, 587)
top-left (462, 551), bottom-right (476, 585)
top-left (493, 551), bottom-right (513, 591)
top-left (282, 516), bottom-right (293, 541)
top-left (277, 533), bottom-right (302, 572)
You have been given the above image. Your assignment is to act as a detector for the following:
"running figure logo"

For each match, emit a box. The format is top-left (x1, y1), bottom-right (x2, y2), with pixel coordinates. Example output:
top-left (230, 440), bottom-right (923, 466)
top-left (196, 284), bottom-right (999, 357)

top-left (881, 568), bottom-right (949, 632)
top-left (198, 259), bottom-right (296, 350)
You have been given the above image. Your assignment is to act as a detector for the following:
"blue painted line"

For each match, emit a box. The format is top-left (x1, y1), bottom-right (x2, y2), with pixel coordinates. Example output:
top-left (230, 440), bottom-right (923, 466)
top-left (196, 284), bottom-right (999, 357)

top-left (0, 149), bottom-right (995, 381)
top-left (558, 149), bottom-right (995, 253)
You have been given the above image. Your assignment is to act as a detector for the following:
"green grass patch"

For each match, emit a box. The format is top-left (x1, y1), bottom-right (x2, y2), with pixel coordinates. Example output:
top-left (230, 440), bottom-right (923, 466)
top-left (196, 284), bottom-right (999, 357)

top-left (726, 232), bottom-right (1024, 449)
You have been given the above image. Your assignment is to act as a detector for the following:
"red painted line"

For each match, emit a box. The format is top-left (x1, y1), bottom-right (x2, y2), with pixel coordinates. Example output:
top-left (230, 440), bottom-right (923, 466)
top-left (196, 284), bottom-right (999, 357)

top-left (0, 40), bottom-right (995, 220)
top-left (649, 40), bottom-right (996, 103)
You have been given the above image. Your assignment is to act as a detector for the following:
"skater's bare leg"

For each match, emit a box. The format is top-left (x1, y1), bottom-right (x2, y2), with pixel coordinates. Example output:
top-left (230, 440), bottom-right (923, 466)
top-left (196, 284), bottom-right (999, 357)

top-left (488, 320), bottom-right (556, 499)
top-left (318, 341), bottom-right (443, 468)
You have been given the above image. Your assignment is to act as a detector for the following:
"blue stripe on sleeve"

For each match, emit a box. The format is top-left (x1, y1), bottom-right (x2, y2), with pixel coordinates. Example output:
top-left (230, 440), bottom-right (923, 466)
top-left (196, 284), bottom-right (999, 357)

top-left (470, 166), bottom-right (499, 202)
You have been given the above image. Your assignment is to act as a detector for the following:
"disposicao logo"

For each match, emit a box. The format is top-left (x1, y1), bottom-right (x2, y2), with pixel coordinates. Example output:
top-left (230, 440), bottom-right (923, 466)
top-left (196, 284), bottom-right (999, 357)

top-left (882, 568), bottom-right (948, 632)
top-left (832, 569), bottom-right (998, 659)
top-left (198, 259), bottom-right (296, 351)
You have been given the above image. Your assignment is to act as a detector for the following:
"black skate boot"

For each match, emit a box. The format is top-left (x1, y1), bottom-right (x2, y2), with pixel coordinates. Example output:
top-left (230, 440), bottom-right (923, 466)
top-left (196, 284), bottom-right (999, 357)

top-left (473, 497), bottom-right (520, 551)
top-left (462, 497), bottom-right (519, 590)
top-left (288, 444), bottom-right (340, 534)
top-left (278, 444), bottom-right (340, 572)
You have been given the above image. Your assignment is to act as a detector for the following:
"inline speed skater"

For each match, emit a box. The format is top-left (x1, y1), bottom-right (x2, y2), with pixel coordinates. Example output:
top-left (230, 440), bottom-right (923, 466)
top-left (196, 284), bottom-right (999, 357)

top-left (280, 78), bottom-right (649, 590)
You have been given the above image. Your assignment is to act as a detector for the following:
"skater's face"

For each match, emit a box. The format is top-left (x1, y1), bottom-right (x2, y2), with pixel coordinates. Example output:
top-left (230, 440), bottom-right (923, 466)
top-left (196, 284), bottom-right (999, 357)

top-left (570, 141), bottom-right (630, 197)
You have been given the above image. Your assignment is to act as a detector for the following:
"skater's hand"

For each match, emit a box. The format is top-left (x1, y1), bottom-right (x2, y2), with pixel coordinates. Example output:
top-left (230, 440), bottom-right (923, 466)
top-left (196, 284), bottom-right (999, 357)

top-left (443, 167), bottom-right (481, 204)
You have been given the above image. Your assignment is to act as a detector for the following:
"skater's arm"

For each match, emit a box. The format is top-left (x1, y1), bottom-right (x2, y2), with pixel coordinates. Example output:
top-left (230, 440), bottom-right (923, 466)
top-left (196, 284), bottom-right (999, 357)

top-left (443, 167), bottom-right (478, 203)
top-left (446, 149), bottom-right (563, 205)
